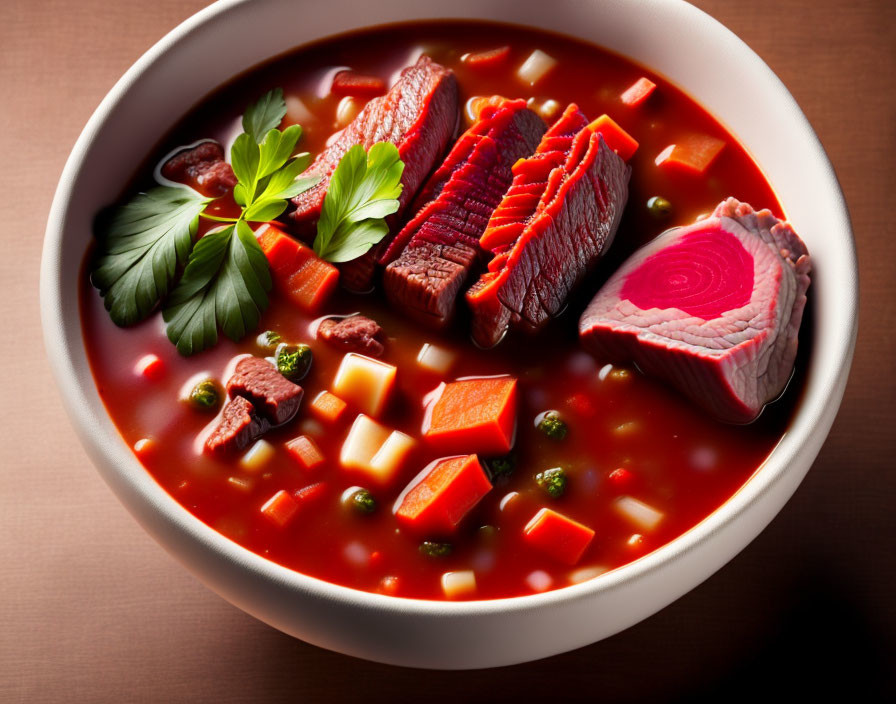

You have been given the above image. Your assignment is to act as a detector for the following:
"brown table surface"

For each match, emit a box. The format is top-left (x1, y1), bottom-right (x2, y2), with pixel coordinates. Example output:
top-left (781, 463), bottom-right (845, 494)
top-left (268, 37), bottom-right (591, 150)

top-left (2, 0), bottom-right (894, 700)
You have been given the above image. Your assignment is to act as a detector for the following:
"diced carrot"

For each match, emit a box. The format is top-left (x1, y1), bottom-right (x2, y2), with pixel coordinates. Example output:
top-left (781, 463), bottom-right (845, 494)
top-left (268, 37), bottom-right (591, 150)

top-left (395, 455), bottom-right (492, 535)
top-left (654, 134), bottom-right (726, 175)
top-left (423, 377), bottom-right (517, 455)
top-left (523, 508), bottom-right (595, 566)
top-left (331, 70), bottom-right (386, 98)
top-left (587, 115), bottom-right (639, 162)
top-left (134, 354), bottom-right (164, 380)
top-left (309, 390), bottom-right (348, 424)
top-left (285, 435), bottom-right (325, 473)
top-left (620, 77), bottom-right (656, 107)
top-left (462, 46), bottom-right (511, 68)
top-left (260, 489), bottom-right (299, 527)
top-left (255, 223), bottom-right (339, 313)
top-left (294, 481), bottom-right (327, 504)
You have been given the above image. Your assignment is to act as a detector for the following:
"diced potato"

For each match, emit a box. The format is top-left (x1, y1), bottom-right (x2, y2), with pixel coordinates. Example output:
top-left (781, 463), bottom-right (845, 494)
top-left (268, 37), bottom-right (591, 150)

top-left (568, 565), bottom-right (609, 584)
top-left (285, 94), bottom-right (314, 126)
top-left (614, 496), bottom-right (664, 531)
top-left (526, 97), bottom-right (561, 121)
top-left (416, 343), bottom-right (456, 375)
top-left (240, 439), bottom-right (275, 471)
top-left (332, 353), bottom-right (397, 417)
top-left (368, 431), bottom-right (415, 483)
top-left (441, 570), bottom-right (477, 599)
top-left (517, 49), bottom-right (557, 86)
top-left (525, 570), bottom-right (553, 592)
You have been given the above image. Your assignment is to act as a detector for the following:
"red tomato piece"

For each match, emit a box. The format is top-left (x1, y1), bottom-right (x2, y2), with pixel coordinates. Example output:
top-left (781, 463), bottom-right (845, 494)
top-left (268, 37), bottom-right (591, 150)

top-left (331, 70), bottom-right (386, 98)
top-left (134, 354), bottom-right (164, 380)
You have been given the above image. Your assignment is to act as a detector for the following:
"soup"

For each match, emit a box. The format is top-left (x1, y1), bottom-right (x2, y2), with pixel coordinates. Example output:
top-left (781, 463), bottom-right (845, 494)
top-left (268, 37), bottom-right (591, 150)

top-left (80, 21), bottom-right (807, 600)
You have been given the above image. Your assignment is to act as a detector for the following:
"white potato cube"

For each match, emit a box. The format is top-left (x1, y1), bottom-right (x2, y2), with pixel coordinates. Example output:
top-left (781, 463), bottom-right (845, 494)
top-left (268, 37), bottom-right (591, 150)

top-left (568, 565), bottom-right (609, 584)
top-left (285, 94), bottom-right (313, 126)
top-left (341, 415), bottom-right (391, 473)
top-left (240, 439), bottom-right (275, 472)
top-left (525, 570), bottom-right (553, 593)
top-left (368, 431), bottom-right (415, 484)
top-left (416, 343), bottom-right (456, 375)
top-left (332, 353), bottom-right (397, 417)
top-left (441, 570), bottom-right (477, 599)
top-left (614, 496), bottom-right (665, 532)
top-left (517, 49), bottom-right (557, 86)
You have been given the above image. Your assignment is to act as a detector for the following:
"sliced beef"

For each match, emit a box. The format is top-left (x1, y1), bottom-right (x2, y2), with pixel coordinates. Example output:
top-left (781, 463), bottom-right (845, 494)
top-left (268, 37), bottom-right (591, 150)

top-left (578, 198), bottom-right (812, 423)
top-left (161, 141), bottom-right (236, 197)
top-left (205, 396), bottom-right (270, 455)
top-left (381, 99), bottom-right (546, 326)
top-left (466, 104), bottom-right (630, 347)
top-left (317, 315), bottom-right (385, 357)
top-left (226, 356), bottom-right (303, 426)
top-left (289, 56), bottom-right (459, 291)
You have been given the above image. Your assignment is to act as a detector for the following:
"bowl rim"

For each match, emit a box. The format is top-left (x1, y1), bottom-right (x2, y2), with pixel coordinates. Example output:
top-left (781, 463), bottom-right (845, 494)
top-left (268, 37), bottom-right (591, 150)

top-left (40, 0), bottom-right (858, 621)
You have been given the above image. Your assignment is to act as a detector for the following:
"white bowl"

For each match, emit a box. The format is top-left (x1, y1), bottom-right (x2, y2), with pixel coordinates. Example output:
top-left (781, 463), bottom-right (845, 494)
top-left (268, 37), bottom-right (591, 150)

top-left (40, 0), bottom-right (857, 668)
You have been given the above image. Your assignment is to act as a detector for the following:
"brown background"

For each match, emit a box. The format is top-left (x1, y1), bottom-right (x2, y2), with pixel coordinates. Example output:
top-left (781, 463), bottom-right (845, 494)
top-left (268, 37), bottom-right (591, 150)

top-left (1, 0), bottom-right (893, 700)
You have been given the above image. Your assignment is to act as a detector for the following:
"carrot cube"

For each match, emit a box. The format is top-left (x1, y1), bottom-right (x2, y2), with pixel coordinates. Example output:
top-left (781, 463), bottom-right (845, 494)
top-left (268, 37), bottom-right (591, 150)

top-left (395, 454), bottom-right (492, 535)
top-left (285, 435), bottom-right (325, 473)
top-left (620, 77), bottom-right (656, 107)
top-left (523, 508), bottom-right (595, 566)
top-left (255, 223), bottom-right (339, 313)
top-left (331, 70), bottom-right (386, 98)
top-left (587, 115), bottom-right (639, 162)
top-left (260, 489), bottom-right (299, 527)
top-left (654, 134), bottom-right (726, 175)
top-left (423, 377), bottom-right (517, 455)
top-left (309, 391), bottom-right (348, 424)
top-left (294, 481), bottom-right (327, 504)
top-left (462, 46), bottom-right (511, 68)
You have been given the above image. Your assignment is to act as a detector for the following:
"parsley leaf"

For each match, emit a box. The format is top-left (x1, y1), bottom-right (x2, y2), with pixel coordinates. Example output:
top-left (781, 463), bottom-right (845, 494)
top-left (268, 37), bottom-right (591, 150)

top-left (313, 142), bottom-right (404, 263)
top-left (163, 221), bottom-right (272, 355)
top-left (241, 87), bottom-right (288, 143)
top-left (91, 186), bottom-right (210, 326)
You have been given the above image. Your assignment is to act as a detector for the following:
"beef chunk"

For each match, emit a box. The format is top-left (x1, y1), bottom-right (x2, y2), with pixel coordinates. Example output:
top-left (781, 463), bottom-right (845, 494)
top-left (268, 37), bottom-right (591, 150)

top-left (317, 315), bottom-right (385, 357)
top-left (205, 396), bottom-right (270, 454)
top-left (226, 356), bottom-right (303, 425)
top-left (578, 198), bottom-right (811, 423)
top-left (161, 141), bottom-right (236, 197)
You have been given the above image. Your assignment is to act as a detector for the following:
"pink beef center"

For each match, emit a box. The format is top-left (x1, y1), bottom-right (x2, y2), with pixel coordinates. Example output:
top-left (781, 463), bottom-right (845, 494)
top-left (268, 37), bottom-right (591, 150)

top-left (620, 228), bottom-right (754, 319)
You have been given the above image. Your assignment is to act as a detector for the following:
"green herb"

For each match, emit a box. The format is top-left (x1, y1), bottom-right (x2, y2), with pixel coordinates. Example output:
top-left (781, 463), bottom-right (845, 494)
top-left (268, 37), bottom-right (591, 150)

top-left (241, 87), bottom-right (288, 143)
top-left (313, 142), bottom-right (404, 262)
top-left (419, 541), bottom-right (453, 558)
top-left (535, 467), bottom-right (568, 498)
top-left (348, 488), bottom-right (377, 515)
top-left (537, 411), bottom-right (568, 440)
top-left (256, 330), bottom-right (282, 350)
top-left (91, 187), bottom-right (210, 326)
top-left (486, 455), bottom-right (516, 481)
top-left (188, 378), bottom-right (222, 411)
top-left (275, 343), bottom-right (312, 381)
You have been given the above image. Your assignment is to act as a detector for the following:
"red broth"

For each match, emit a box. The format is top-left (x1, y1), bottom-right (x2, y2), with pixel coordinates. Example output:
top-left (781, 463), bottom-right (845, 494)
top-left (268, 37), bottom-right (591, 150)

top-left (79, 21), bottom-right (798, 600)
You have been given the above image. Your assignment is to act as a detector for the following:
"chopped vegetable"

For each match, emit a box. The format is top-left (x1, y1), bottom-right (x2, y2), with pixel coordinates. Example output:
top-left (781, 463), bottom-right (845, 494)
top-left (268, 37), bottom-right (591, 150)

top-left (535, 467), bottom-right (567, 498)
top-left (654, 134), bottom-right (726, 175)
top-left (527, 96), bottom-right (561, 121)
top-left (339, 415), bottom-right (411, 486)
top-left (294, 481), bottom-right (327, 504)
top-left (346, 487), bottom-right (377, 515)
top-left (240, 439), bottom-right (275, 471)
top-left (187, 378), bottom-right (221, 411)
top-left (394, 454), bottom-right (492, 535)
top-left (461, 46), bottom-right (511, 68)
top-left (285, 435), bottom-right (325, 473)
top-left (309, 390), bottom-right (348, 424)
top-left (134, 354), bottom-right (164, 380)
top-left (587, 114), bottom-right (639, 161)
top-left (517, 49), bottom-right (557, 86)
top-left (331, 70), bottom-right (386, 98)
top-left (416, 343), bottom-right (456, 374)
top-left (368, 431), bottom-right (416, 480)
top-left (525, 570), bottom-right (552, 592)
top-left (536, 411), bottom-right (568, 440)
top-left (441, 570), bottom-right (477, 599)
top-left (647, 196), bottom-right (672, 218)
top-left (332, 353), bottom-right (397, 417)
top-left (275, 343), bottom-right (312, 381)
top-left (614, 495), bottom-right (664, 531)
top-left (260, 489), bottom-right (299, 527)
top-left (256, 223), bottom-right (340, 313)
top-left (419, 541), bottom-right (453, 558)
top-left (227, 476), bottom-right (254, 493)
top-left (485, 455), bottom-right (516, 481)
top-left (335, 96), bottom-right (364, 128)
top-left (313, 142), bottom-right (404, 263)
top-left (620, 77), bottom-right (656, 107)
top-left (256, 330), bottom-right (282, 350)
top-left (423, 377), bottom-right (517, 455)
top-left (522, 508), bottom-right (595, 565)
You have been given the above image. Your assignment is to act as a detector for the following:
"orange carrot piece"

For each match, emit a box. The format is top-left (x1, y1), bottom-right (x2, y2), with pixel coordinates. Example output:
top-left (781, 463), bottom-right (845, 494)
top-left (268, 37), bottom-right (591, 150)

top-left (462, 46), bottom-right (511, 68)
top-left (587, 115), bottom-right (639, 162)
top-left (255, 223), bottom-right (339, 312)
top-left (395, 455), bottom-right (492, 535)
top-left (423, 377), bottom-right (517, 455)
top-left (285, 435), bottom-right (325, 473)
top-left (654, 134), bottom-right (726, 175)
top-left (523, 508), bottom-right (595, 565)
top-left (260, 489), bottom-right (299, 527)
top-left (620, 77), bottom-right (656, 107)
top-left (294, 481), bottom-right (327, 504)
top-left (309, 390), bottom-right (348, 424)
top-left (331, 70), bottom-right (386, 98)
